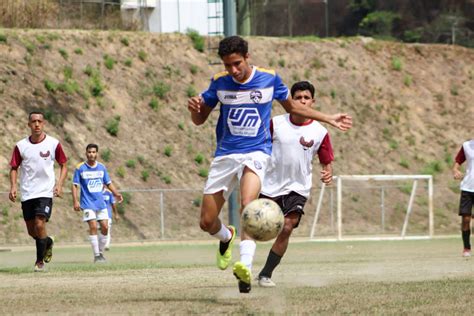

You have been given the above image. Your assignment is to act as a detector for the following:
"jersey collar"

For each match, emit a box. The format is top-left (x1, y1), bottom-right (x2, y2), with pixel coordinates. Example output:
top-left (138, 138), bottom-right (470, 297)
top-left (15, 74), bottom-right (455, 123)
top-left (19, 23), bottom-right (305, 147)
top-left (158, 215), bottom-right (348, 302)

top-left (232, 66), bottom-right (256, 85)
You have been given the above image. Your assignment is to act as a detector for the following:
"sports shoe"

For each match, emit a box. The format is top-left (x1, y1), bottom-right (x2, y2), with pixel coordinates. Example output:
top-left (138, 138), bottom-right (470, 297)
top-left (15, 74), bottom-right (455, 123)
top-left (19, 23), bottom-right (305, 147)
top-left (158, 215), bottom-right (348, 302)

top-left (44, 236), bottom-right (54, 263)
top-left (34, 261), bottom-right (45, 272)
top-left (462, 248), bottom-right (471, 257)
top-left (94, 254), bottom-right (107, 263)
top-left (216, 225), bottom-right (236, 270)
top-left (233, 261), bottom-right (251, 293)
top-left (258, 276), bottom-right (276, 288)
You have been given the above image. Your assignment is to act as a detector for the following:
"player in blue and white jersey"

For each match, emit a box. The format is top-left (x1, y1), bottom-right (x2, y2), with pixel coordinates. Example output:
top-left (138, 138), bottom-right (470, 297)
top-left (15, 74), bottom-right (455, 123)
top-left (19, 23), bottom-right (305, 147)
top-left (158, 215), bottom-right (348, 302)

top-left (102, 187), bottom-right (119, 251)
top-left (187, 36), bottom-right (352, 293)
top-left (72, 144), bottom-right (122, 263)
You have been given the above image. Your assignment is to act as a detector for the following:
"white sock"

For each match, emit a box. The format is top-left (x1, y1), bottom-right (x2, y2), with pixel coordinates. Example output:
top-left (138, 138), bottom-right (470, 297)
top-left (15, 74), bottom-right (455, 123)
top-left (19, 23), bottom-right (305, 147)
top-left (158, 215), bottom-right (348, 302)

top-left (240, 239), bottom-right (257, 270)
top-left (89, 235), bottom-right (100, 256)
top-left (98, 233), bottom-right (107, 253)
top-left (105, 222), bottom-right (112, 249)
top-left (211, 223), bottom-right (232, 242)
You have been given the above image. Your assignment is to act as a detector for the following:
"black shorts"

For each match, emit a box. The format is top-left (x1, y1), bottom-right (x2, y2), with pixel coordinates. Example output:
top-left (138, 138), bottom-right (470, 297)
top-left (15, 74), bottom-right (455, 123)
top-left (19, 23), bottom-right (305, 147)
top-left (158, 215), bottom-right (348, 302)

top-left (21, 198), bottom-right (53, 222)
top-left (259, 191), bottom-right (307, 228)
top-left (459, 190), bottom-right (474, 216)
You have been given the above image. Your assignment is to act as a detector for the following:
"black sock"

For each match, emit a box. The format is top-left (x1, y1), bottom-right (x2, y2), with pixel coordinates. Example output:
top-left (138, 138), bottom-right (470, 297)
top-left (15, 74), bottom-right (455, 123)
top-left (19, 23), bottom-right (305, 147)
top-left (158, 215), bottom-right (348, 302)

top-left (462, 230), bottom-right (471, 249)
top-left (46, 236), bottom-right (53, 248)
top-left (259, 250), bottom-right (282, 279)
top-left (219, 239), bottom-right (230, 255)
top-left (36, 238), bottom-right (48, 263)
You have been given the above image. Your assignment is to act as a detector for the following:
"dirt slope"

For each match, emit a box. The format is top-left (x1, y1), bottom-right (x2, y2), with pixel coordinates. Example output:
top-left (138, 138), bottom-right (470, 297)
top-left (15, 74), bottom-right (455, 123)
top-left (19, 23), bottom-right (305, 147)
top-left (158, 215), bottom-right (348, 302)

top-left (0, 29), bottom-right (472, 244)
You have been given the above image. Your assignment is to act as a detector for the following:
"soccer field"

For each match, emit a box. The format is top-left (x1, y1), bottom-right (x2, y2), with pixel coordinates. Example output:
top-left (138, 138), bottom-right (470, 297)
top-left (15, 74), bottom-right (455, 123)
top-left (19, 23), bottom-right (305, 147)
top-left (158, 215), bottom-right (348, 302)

top-left (0, 238), bottom-right (472, 314)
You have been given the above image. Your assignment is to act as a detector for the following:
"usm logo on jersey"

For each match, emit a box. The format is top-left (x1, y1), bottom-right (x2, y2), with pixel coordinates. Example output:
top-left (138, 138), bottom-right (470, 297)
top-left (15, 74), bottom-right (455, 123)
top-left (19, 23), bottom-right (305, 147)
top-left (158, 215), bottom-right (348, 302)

top-left (250, 90), bottom-right (263, 103)
top-left (227, 108), bottom-right (261, 137)
top-left (39, 150), bottom-right (50, 159)
top-left (87, 179), bottom-right (103, 193)
top-left (300, 136), bottom-right (315, 150)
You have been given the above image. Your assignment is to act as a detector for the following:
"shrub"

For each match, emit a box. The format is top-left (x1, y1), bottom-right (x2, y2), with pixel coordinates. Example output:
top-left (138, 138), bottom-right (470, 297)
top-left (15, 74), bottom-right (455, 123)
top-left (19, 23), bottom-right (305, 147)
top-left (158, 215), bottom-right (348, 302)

top-left (164, 145), bottom-right (172, 157)
top-left (403, 75), bottom-right (412, 87)
top-left (103, 54), bottom-right (115, 70)
top-left (198, 168), bottom-right (209, 178)
top-left (138, 50), bottom-right (147, 62)
top-left (178, 122), bottom-right (185, 130)
top-left (421, 161), bottom-right (443, 175)
top-left (399, 158), bottom-right (410, 169)
top-left (74, 48), bottom-right (83, 55)
top-left (192, 197), bottom-right (202, 207)
top-left (186, 85), bottom-right (197, 97)
top-left (153, 81), bottom-right (170, 99)
top-left (101, 148), bottom-right (111, 162)
top-left (116, 166), bottom-right (125, 178)
top-left (278, 58), bottom-right (286, 67)
top-left (117, 191), bottom-right (131, 215)
top-left (149, 98), bottom-right (159, 111)
top-left (0, 34), bottom-right (7, 43)
top-left (125, 159), bottom-right (136, 169)
top-left (120, 37), bottom-right (129, 46)
top-left (141, 170), bottom-right (150, 182)
top-left (58, 48), bottom-right (68, 60)
top-left (190, 65), bottom-right (199, 75)
top-left (391, 56), bottom-right (402, 71)
top-left (44, 80), bottom-right (58, 93)
top-left (186, 28), bottom-right (205, 52)
top-left (124, 59), bottom-right (132, 67)
top-left (162, 175), bottom-right (172, 184)
top-left (194, 153), bottom-right (204, 164)
top-left (105, 116), bottom-right (120, 136)
top-left (63, 66), bottom-right (73, 79)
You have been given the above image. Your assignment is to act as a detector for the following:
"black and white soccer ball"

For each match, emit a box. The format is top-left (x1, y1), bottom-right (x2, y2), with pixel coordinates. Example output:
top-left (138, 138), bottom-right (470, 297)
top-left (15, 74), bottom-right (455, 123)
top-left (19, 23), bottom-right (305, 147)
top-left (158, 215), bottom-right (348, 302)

top-left (241, 198), bottom-right (284, 241)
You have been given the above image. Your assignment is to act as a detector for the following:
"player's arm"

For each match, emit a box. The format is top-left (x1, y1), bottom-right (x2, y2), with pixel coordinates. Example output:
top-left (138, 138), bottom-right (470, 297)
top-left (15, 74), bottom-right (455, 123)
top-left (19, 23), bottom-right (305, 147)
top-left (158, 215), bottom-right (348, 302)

top-left (320, 163), bottom-right (333, 185)
top-left (106, 183), bottom-right (123, 203)
top-left (54, 163), bottom-right (68, 197)
top-left (112, 202), bottom-right (119, 221)
top-left (71, 184), bottom-right (80, 212)
top-left (453, 146), bottom-right (465, 180)
top-left (279, 98), bottom-right (352, 131)
top-left (317, 133), bottom-right (334, 185)
top-left (188, 96), bottom-right (213, 125)
top-left (9, 168), bottom-right (18, 202)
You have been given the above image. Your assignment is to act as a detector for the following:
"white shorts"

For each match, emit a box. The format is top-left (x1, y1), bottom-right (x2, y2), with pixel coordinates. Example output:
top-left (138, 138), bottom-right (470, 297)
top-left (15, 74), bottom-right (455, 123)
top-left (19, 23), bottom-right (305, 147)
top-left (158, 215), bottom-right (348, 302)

top-left (82, 208), bottom-right (109, 222)
top-left (204, 151), bottom-right (270, 200)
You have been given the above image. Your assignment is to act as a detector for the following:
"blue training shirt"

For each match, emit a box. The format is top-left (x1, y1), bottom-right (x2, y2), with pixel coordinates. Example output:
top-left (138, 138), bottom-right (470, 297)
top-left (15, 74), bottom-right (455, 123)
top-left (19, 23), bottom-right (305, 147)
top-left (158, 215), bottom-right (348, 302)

top-left (73, 161), bottom-right (111, 210)
top-left (201, 66), bottom-right (289, 157)
top-left (102, 189), bottom-right (115, 219)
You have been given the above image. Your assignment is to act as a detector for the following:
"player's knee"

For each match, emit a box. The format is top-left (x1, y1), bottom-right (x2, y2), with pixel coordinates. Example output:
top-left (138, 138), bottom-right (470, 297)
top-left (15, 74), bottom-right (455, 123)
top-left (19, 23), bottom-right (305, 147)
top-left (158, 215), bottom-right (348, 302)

top-left (281, 222), bottom-right (294, 237)
top-left (199, 218), bottom-right (213, 232)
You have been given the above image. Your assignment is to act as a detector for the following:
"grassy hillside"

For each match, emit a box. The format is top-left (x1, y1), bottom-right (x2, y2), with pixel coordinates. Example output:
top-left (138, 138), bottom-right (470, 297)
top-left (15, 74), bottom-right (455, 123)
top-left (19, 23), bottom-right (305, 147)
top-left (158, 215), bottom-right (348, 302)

top-left (0, 29), bottom-right (473, 244)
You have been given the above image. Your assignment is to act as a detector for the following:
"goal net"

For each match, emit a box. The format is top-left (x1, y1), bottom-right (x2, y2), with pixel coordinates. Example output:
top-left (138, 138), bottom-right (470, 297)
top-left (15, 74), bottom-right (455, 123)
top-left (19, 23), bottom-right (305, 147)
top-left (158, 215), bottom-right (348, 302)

top-left (309, 175), bottom-right (433, 241)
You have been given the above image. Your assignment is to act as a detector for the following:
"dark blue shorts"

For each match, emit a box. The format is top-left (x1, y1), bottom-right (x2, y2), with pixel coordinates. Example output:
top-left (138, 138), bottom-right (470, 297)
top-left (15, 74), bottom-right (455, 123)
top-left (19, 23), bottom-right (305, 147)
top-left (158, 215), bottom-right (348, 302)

top-left (21, 198), bottom-right (53, 222)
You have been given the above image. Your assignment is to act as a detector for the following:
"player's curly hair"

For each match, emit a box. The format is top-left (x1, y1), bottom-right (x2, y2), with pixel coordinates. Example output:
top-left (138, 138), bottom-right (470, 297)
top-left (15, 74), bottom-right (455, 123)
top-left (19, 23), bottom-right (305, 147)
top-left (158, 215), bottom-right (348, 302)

top-left (218, 36), bottom-right (248, 58)
top-left (291, 81), bottom-right (315, 98)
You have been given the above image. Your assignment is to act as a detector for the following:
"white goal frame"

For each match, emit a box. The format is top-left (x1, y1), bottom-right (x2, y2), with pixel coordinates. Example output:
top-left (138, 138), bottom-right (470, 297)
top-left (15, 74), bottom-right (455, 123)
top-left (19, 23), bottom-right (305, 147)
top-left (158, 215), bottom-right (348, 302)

top-left (309, 175), bottom-right (434, 241)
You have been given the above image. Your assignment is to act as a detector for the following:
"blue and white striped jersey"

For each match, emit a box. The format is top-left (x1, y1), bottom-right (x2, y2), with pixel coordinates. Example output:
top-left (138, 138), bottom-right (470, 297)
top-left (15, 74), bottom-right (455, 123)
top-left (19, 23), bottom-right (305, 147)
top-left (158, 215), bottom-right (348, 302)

top-left (201, 66), bottom-right (289, 157)
top-left (73, 162), bottom-right (111, 210)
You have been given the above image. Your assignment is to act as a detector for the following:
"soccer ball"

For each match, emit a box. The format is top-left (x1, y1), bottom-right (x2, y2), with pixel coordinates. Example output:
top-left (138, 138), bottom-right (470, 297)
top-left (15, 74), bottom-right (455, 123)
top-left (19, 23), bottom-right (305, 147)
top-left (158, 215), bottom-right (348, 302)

top-left (241, 198), bottom-right (284, 242)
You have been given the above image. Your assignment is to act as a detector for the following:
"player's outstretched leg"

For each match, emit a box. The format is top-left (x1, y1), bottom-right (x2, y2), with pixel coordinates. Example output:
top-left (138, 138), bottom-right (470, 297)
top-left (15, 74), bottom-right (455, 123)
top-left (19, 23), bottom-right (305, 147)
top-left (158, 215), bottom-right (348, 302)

top-left (257, 250), bottom-right (282, 287)
top-left (216, 225), bottom-right (236, 270)
top-left (233, 261), bottom-right (252, 293)
top-left (44, 236), bottom-right (54, 263)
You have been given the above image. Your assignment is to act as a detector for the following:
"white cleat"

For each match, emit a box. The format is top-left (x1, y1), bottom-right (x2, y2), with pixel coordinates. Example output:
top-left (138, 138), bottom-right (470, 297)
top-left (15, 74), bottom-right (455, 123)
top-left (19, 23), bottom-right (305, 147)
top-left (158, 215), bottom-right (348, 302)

top-left (258, 276), bottom-right (276, 288)
top-left (462, 249), bottom-right (471, 258)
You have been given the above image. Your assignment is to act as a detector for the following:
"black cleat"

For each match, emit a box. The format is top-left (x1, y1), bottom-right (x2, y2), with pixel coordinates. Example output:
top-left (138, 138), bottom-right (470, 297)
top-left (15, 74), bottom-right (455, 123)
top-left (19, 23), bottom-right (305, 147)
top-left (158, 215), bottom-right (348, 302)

top-left (237, 280), bottom-right (251, 293)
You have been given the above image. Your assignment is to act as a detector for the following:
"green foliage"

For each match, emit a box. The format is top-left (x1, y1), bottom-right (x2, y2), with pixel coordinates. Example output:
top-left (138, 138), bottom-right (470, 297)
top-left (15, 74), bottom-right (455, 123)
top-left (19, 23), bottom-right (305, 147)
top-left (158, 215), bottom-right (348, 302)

top-left (192, 197), bottom-right (202, 207)
top-left (164, 145), bottom-right (173, 157)
top-left (103, 54), bottom-right (116, 70)
top-left (403, 27), bottom-right (424, 43)
top-left (149, 98), bottom-right (160, 111)
top-left (44, 80), bottom-right (58, 93)
top-left (399, 158), bottom-right (410, 169)
top-left (403, 74), bottom-right (412, 86)
top-left (25, 42), bottom-right (35, 54)
top-left (0, 34), bottom-right (7, 43)
top-left (450, 85), bottom-right (459, 96)
top-left (124, 59), bottom-right (132, 67)
top-left (138, 50), bottom-right (147, 62)
top-left (120, 37), bottom-right (129, 46)
top-left (190, 65), bottom-right (199, 75)
top-left (330, 89), bottom-right (337, 99)
top-left (137, 155), bottom-right (145, 165)
top-left (389, 139), bottom-right (398, 150)
top-left (125, 159), bottom-right (136, 169)
top-left (178, 122), bottom-right (185, 130)
top-left (63, 66), bottom-right (73, 79)
top-left (74, 48), bottom-right (83, 55)
top-left (391, 56), bottom-right (403, 71)
top-left (186, 28), bottom-right (205, 52)
top-left (198, 168), bottom-right (209, 178)
top-left (186, 85), bottom-right (197, 97)
top-left (278, 58), bottom-right (286, 67)
top-left (194, 153), bottom-right (204, 165)
top-left (116, 166), bottom-right (126, 178)
top-left (359, 11), bottom-right (400, 37)
top-left (105, 116), bottom-right (121, 136)
top-left (141, 170), bottom-right (150, 182)
top-left (421, 160), bottom-right (443, 175)
top-left (399, 183), bottom-right (412, 195)
top-left (58, 48), bottom-right (68, 60)
top-left (101, 148), bottom-right (111, 162)
top-left (43, 108), bottom-right (64, 127)
top-left (117, 191), bottom-right (131, 215)
top-left (161, 175), bottom-right (172, 184)
top-left (153, 81), bottom-right (170, 99)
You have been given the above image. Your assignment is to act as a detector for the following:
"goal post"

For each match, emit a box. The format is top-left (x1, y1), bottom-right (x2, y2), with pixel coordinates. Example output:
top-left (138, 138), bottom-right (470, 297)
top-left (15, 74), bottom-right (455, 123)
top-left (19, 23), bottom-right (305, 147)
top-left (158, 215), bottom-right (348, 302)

top-left (309, 175), bottom-right (434, 241)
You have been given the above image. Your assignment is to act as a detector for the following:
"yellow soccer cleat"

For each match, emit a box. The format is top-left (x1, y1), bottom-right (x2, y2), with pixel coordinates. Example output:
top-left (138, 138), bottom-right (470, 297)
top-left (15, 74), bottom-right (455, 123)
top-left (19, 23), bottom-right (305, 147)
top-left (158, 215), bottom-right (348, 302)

top-left (233, 261), bottom-right (251, 293)
top-left (44, 236), bottom-right (54, 263)
top-left (216, 225), bottom-right (236, 270)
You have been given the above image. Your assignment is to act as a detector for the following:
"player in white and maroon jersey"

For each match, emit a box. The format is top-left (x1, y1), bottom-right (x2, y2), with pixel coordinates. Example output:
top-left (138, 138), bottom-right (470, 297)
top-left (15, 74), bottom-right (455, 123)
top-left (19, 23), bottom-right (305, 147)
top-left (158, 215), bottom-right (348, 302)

top-left (257, 81), bottom-right (334, 287)
top-left (9, 111), bottom-right (68, 272)
top-left (187, 36), bottom-right (350, 293)
top-left (453, 139), bottom-right (474, 257)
